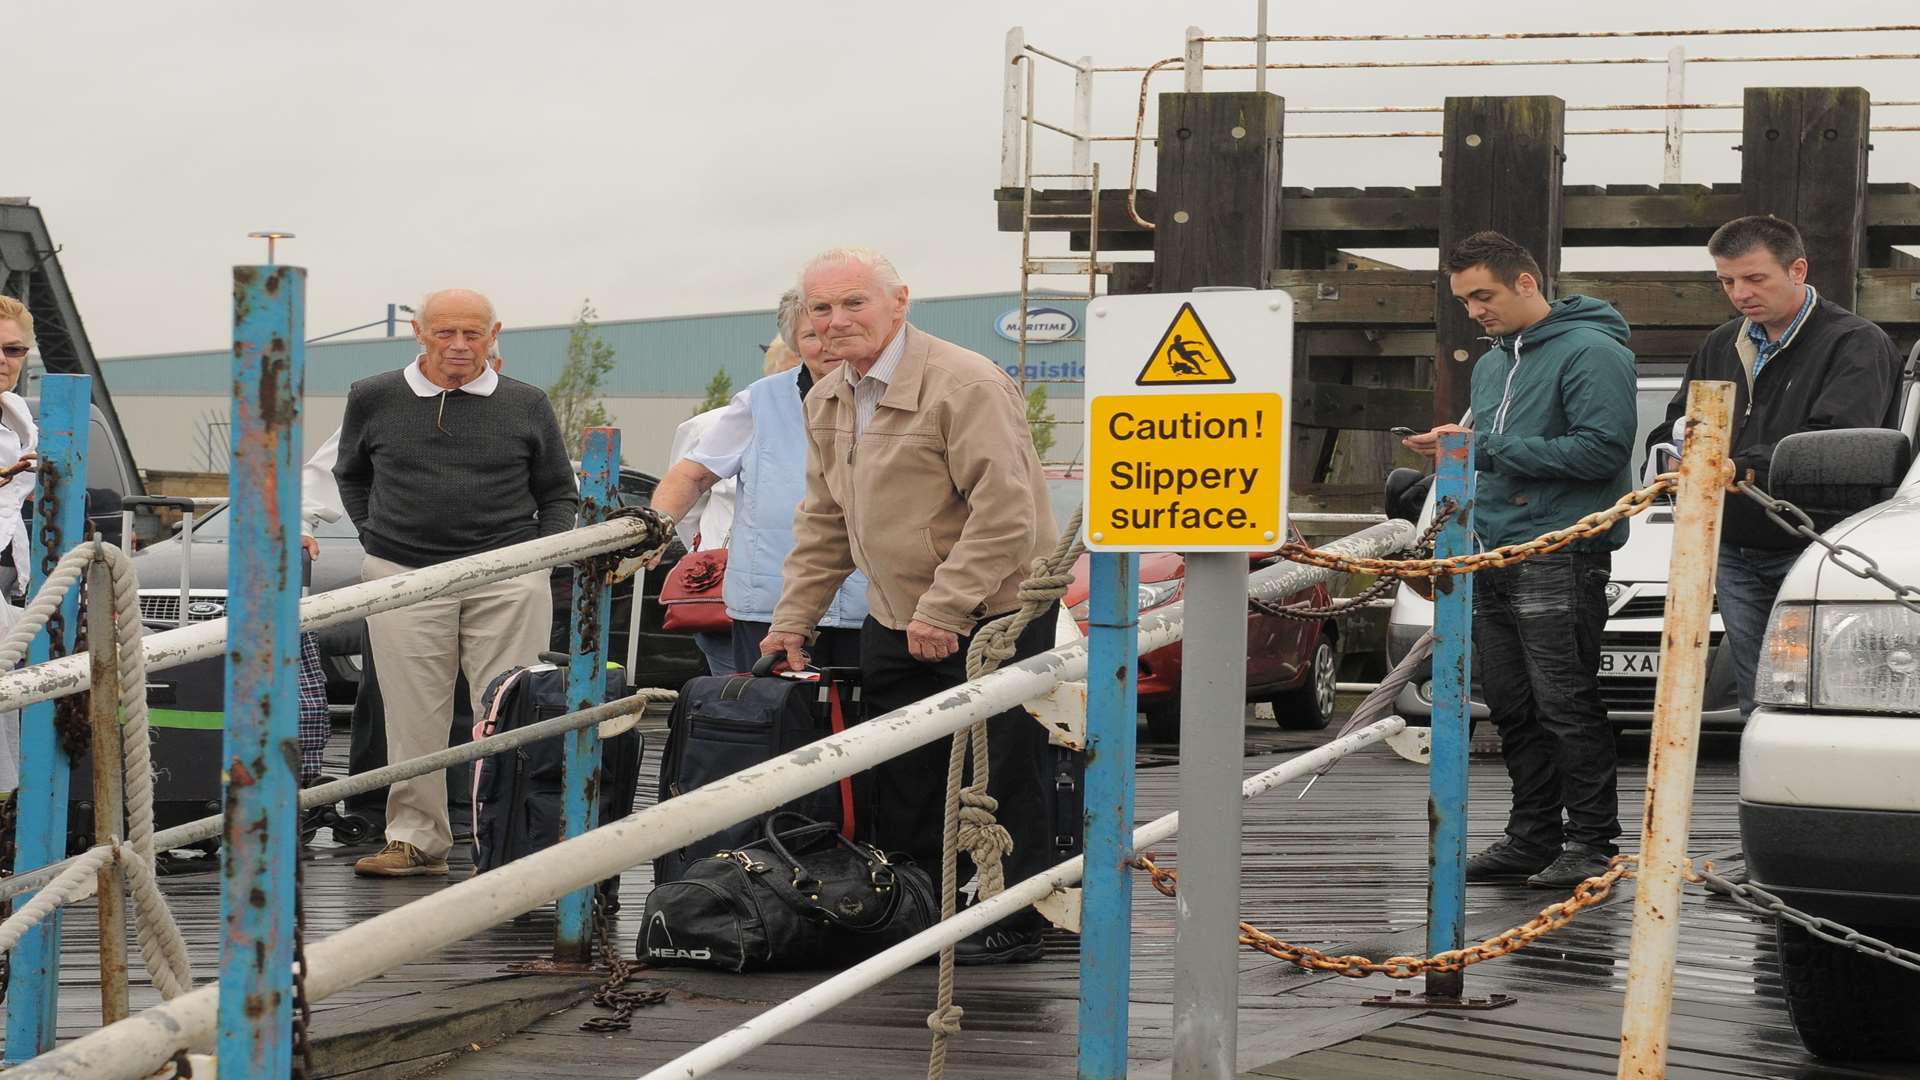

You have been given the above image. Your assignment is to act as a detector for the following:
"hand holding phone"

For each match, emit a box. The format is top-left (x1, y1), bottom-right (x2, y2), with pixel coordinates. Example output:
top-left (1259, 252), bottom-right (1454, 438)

top-left (1390, 426), bottom-right (1418, 439)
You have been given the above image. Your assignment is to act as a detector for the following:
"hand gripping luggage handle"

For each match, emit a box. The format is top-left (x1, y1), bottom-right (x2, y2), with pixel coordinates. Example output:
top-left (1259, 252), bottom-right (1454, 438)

top-left (747, 656), bottom-right (857, 836)
top-left (760, 812), bottom-right (903, 933)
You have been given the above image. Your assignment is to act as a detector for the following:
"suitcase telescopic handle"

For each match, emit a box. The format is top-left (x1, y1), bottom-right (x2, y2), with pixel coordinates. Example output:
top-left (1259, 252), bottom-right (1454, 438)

top-left (752, 654), bottom-right (822, 678)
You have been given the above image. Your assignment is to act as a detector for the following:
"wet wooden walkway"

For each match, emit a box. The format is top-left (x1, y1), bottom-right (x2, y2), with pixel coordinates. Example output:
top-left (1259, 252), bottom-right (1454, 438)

top-left (3, 718), bottom-right (1907, 1079)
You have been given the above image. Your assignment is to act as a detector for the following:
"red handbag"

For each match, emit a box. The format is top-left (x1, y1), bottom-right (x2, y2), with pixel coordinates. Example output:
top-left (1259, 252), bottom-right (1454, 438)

top-left (660, 540), bottom-right (731, 634)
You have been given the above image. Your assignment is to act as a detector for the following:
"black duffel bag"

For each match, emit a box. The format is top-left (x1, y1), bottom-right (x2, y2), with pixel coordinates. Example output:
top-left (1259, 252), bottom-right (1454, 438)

top-left (639, 812), bottom-right (937, 972)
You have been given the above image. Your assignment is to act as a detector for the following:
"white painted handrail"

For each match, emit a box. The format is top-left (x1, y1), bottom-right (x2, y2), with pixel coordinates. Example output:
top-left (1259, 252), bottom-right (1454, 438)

top-left (0, 514), bottom-right (657, 714)
top-left (641, 716), bottom-right (1410, 1080)
top-left (7, 522), bottom-right (1413, 1080)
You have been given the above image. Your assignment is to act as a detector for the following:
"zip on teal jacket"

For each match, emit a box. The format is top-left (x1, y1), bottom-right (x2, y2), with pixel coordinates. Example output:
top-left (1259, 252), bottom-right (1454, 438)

top-left (1469, 295), bottom-right (1638, 553)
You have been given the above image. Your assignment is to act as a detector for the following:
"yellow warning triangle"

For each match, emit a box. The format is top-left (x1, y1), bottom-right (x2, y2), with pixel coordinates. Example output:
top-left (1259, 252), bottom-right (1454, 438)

top-left (1136, 302), bottom-right (1237, 385)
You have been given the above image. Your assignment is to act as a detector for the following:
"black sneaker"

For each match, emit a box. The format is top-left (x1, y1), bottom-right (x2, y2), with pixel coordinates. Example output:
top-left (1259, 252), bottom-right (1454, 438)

top-left (954, 926), bottom-right (1046, 966)
top-left (1464, 838), bottom-right (1557, 882)
top-left (1526, 843), bottom-right (1614, 890)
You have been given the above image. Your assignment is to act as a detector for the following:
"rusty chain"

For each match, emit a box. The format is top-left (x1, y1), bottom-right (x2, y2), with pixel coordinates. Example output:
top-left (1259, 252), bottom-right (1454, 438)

top-left (1133, 852), bottom-right (1635, 978)
top-left (1252, 504), bottom-right (1455, 622)
top-left (290, 838), bottom-right (315, 1080)
top-left (1278, 475), bottom-right (1676, 581)
top-left (578, 891), bottom-right (669, 1033)
top-left (0, 794), bottom-right (12, 1001)
top-left (33, 467), bottom-right (90, 758)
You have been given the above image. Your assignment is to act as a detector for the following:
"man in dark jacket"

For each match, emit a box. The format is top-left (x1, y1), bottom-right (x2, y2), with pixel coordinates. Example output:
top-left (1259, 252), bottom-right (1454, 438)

top-left (1405, 231), bottom-right (1638, 889)
top-left (1650, 216), bottom-right (1902, 720)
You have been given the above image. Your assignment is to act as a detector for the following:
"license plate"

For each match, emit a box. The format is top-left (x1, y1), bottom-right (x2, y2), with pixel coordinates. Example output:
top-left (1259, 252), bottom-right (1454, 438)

top-left (1599, 650), bottom-right (1660, 677)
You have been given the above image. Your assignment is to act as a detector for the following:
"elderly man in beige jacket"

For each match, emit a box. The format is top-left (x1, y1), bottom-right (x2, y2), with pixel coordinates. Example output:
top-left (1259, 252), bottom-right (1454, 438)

top-left (762, 247), bottom-right (1060, 964)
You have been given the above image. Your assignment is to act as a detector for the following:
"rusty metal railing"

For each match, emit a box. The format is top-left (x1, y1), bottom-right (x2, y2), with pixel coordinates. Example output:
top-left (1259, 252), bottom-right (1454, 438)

top-left (1001, 20), bottom-right (1920, 206)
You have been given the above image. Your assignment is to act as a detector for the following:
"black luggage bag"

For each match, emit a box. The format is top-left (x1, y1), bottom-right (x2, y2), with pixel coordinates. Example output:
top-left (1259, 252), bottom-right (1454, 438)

top-left (471, 661), bottom-right (642, 891)
top-left (653, 658), bottom-right (864, 884)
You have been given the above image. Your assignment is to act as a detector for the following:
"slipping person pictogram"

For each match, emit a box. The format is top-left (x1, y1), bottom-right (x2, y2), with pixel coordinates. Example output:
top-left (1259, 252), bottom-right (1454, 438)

top-left (1137, 302), bottom-right (1238, 385)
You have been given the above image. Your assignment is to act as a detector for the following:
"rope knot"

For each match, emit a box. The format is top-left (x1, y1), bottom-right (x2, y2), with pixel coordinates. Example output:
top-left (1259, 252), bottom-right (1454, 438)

top-left (926, 1003), bottom-right (965, 1036)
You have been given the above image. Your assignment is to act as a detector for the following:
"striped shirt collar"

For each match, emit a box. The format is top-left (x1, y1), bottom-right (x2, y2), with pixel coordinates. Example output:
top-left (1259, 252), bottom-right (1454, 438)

top-left (1746, 283), bottom-right (1817, 377)
top-left (851, 326), bottom-right (908, 392)
top-left (404, 355), bottom-right (499, 398)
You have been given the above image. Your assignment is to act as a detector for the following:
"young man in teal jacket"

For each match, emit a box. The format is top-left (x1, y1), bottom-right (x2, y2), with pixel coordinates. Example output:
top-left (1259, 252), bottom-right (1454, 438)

top-left (1404, 231), bottom-right (1639, 889)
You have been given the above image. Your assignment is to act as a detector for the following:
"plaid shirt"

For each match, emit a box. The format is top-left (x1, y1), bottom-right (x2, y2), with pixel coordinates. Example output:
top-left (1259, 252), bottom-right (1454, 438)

top-left (1747, 284), bottom-right (1817, 381)
top-left (297, 631), bottom-right (329, 781)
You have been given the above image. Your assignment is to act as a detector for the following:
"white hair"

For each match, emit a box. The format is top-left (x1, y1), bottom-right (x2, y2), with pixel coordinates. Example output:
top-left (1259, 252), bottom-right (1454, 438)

top-left (415, 288), bottom-right (497, 327)
top-left (796, 247), bottom-right (907, 300)
top-left (774, 288), bottom-right (805, 352)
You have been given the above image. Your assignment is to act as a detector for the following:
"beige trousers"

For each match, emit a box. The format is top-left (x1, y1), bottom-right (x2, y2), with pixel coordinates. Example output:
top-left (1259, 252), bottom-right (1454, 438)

top-left (362, 554), bottom-right (553, 859)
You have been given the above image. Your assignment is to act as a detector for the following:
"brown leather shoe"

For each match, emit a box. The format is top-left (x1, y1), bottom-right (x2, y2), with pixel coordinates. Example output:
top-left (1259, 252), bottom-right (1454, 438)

top-left (353, 840), bottom-right (448, 878)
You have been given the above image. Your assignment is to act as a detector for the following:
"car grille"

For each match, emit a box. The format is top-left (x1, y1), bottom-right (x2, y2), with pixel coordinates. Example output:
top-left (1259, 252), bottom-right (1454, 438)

top-left (1598, 681), bottom-right (1658, 712)
top-left (138, 593), bottom-right (227, 625)
top-left (1612, 591), bottom-right (1717, 620)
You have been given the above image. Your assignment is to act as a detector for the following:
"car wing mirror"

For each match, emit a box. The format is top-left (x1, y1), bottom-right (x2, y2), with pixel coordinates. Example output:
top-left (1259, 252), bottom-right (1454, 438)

top-left (1383, 467), bottom-right (1432, 524)
top-left (1768, 428), bottom-right (1912, 519)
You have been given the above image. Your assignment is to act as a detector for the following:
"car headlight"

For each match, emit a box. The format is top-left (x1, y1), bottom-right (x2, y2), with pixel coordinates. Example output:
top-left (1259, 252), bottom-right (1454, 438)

top-left (1755, 602), bottom-right (1811, 708)
top-left (1067, 579), bottom-right (1183, 621)
top-left (1139, 580), bottom-right (1181, 612)
top-left (1813, 602), bottom-right (1920, 713)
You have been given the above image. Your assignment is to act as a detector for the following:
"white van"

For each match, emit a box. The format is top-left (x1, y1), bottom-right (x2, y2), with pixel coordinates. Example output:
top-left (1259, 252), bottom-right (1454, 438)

top-left (1383, 374), bottom-right (1741, 728)
top-left (1741, 419), bottom-right (1920, 1060)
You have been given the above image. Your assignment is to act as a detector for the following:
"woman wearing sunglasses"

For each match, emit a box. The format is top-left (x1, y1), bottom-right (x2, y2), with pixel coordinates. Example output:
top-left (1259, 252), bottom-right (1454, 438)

top-left (0, 295), bottom-right (38, 794)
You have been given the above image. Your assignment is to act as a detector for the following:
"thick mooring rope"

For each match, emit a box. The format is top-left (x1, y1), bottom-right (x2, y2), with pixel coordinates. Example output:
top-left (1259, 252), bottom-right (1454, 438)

top-left (926, 507), bottom-right (1085, 1078)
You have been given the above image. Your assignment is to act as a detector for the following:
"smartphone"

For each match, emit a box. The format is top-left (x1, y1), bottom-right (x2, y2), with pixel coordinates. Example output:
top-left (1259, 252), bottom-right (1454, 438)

top-left (1390, 426), bottom-right (1418, 439)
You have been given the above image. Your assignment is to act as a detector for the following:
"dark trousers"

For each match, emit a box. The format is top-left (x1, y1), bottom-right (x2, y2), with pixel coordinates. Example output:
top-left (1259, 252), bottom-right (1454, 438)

top-left (730, 620), bottom-right (863, 676)
top-left (346, 627), bottom-right (473, 819)
top-left (860, 609), bottom-right (1059, 925)
top-left (1716, 544), bottom-right (1802, 718)
top-left (1473, 551), bottom-right (1620, 855)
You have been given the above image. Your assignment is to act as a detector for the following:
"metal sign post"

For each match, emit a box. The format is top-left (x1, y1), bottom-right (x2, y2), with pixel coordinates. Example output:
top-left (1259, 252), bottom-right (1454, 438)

top-left (1084, 289), bottom-right (1292, 1079)
top-left (1076, 550), bottom-right (1139, 1080)
top-left (554, 427), bottom-right (619, 964)
top-left (219, 265), bottom-right (306, 1078)
top-left (1426, 432), bottom-right (1474, 1002)
top-left (1618, 380), bottom-right (1732, 1076)
top-left (3, 373), bottom-right (91, 1062)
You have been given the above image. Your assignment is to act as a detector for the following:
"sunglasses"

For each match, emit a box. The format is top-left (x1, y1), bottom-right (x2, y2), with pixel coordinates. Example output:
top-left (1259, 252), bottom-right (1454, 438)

top-left (0, 345), bottom-right (25, 360)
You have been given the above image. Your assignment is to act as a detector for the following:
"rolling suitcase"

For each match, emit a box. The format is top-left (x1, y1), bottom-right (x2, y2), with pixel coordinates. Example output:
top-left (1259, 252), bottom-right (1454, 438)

top-left (470, 661), bottom-right (641, 894)
top-left (652, 657), bottom-right (864, 884)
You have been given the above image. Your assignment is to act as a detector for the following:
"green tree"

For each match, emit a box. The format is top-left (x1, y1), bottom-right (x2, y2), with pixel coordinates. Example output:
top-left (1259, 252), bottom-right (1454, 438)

top-left (549, 300), bottom-right (615, 460)
top-left (1026, 384), bottom-right (1056, 461)
top-left (694, 369), bottom-right (734, 418)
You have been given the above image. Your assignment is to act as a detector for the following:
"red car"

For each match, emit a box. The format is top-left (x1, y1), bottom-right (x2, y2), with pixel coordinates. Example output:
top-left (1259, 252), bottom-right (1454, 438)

top-left (1048, 470), bottom-right (1340, 742)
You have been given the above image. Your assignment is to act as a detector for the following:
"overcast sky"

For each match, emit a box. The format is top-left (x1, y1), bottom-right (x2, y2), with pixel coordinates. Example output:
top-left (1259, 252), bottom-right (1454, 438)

top-left (20, 0), bottom-right (1918, 358)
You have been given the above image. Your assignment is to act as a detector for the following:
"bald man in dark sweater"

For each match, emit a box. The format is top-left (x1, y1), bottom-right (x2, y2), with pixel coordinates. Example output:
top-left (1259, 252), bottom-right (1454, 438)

top-left (336, 288), bottom-right (578, 877)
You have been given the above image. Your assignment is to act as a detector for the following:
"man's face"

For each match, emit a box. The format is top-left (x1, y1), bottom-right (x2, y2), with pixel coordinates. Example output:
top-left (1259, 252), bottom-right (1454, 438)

top-left (413, 292), bottom-right (499, 388)
top-left (797, 321), bottom-right (841, 382)
top-left (1714, 248), bottom-right (1808, 328)
top-left (0, 320), bottom-right (26, 394)
top-left (805, 263), bottom-right (907, 370)
top-left (1448, 266), bottom-right (1541, 338)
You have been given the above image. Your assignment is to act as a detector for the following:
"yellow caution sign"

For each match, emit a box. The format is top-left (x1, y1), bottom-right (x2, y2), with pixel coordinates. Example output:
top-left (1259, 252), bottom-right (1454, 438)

top-left (1087, 392), bottom-right (1283, 549)
top-left (1136, 302), bottom-right (1237, 386)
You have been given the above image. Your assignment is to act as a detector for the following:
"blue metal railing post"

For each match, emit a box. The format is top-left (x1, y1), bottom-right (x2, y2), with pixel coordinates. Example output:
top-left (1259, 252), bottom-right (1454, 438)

top-left (555, 427), bottom-right (618, 962)
top-left (1077, 551), bottom-right (1139, 1079)
top-left (218, 265), bottom-right (305, 1078)
top-left (1426, 430), bottom-right (1474, 1001)
top-left (3, 373), bottom-right (91, 1062)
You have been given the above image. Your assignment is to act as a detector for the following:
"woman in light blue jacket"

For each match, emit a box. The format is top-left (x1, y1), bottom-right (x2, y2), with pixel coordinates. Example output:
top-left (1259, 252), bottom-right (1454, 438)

top-left (649, 291), bottom-right (869, 672)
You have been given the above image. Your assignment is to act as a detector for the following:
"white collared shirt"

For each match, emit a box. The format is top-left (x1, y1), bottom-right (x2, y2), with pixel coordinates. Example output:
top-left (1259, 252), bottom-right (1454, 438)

top-left (850, 327), bottom-right (906, 438)
top-left (403, 354), bottom-right (499, 398)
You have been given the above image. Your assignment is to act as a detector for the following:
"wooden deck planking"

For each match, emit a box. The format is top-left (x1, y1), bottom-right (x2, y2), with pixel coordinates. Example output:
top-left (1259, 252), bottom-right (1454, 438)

top-left (9, 722), bottom-right (1899, 1079)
